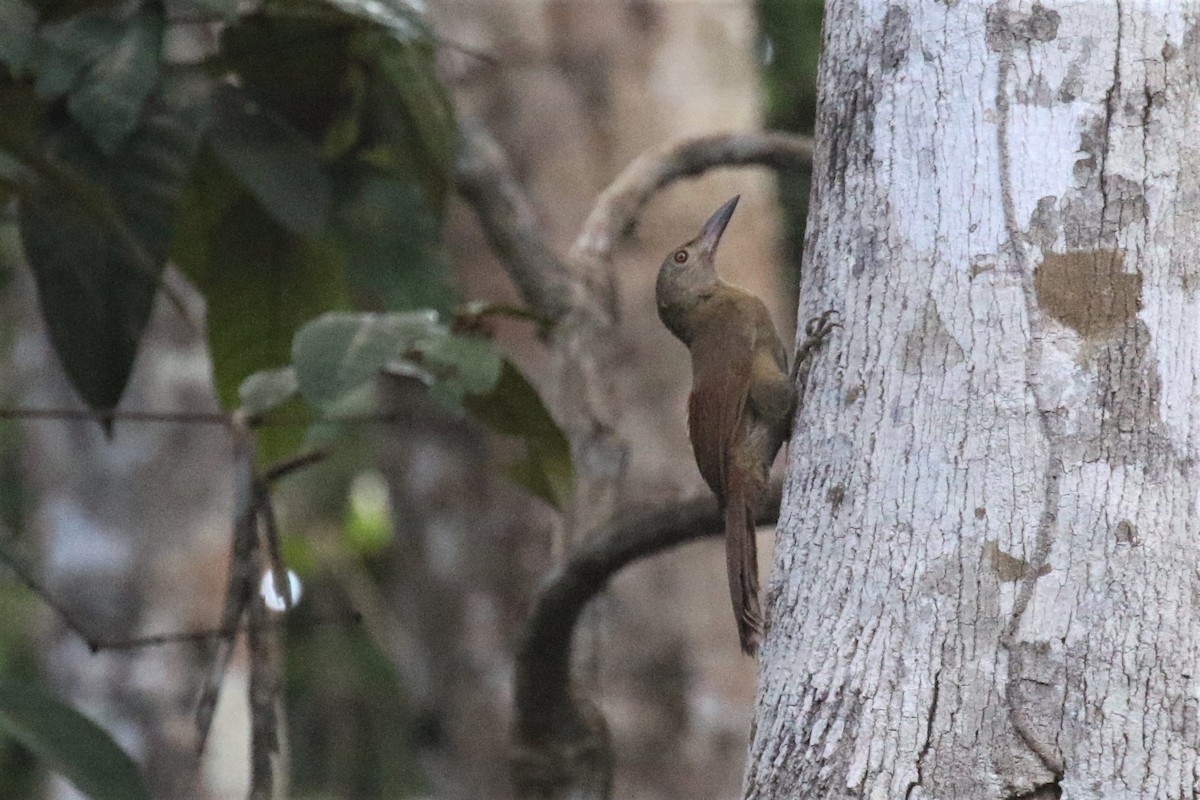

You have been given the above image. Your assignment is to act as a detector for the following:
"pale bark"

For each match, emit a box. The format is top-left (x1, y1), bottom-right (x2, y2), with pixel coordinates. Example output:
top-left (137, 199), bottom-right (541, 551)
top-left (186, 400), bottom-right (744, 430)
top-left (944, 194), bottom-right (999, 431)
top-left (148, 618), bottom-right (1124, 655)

top-left (752, 3), bottom-right (1200, 799)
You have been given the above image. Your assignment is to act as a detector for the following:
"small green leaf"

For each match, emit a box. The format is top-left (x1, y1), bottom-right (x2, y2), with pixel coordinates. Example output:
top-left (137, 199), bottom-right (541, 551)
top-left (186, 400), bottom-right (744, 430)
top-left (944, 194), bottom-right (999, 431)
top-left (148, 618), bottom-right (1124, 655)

top-left (464, 361), bottom-right (573, 509)
top-left (413, 333), bottom-right (501, 405)
top-left (35, 4), bottom-right (164, 154)
top-left (238, 366), bottom-right (299, 416)
top-left (0, 682), bottom-right (150, 800)
top-left (19, 72), bottom-right (211, 415)
top-left (209, 84), bottom-right (332, 235)
top-left (291, 310), bottom-right (441, 410)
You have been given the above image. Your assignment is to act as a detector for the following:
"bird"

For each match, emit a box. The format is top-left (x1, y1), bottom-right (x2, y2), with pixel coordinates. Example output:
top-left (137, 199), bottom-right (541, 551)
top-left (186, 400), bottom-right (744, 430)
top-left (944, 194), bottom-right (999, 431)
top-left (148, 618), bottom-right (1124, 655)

top-left (655, 195), bottom-right (836, 655)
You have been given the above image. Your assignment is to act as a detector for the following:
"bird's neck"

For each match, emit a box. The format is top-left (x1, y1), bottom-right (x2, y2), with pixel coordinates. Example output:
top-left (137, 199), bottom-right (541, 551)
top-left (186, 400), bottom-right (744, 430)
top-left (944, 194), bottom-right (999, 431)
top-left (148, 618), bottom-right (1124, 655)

top-left (657, 275), bottom-right (735, 345)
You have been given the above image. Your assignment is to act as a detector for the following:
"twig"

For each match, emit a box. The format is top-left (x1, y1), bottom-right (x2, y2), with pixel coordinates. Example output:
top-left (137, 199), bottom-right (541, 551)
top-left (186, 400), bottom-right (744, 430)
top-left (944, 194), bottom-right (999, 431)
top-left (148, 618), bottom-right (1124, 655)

top-left (0, 406), bottom-right (232, 426)
top-left (0, 534), bottom-right (357, 651)
top-left (0, 406), bottom-right (421, 428)
top-left (261, 449), bottom-right (328, 484)
top-left (196, 425), bottom-right (261, 752)
top-left (90, 612), bottom-right (362, 651)
top-left (255, 481), bottom-right (294, 611)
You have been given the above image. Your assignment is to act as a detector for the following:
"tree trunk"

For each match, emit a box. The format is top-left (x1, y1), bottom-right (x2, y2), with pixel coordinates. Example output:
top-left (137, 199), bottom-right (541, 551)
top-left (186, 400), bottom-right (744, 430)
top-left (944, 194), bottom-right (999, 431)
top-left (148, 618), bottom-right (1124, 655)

top-left (752, 3), bottom-right (1200, 799)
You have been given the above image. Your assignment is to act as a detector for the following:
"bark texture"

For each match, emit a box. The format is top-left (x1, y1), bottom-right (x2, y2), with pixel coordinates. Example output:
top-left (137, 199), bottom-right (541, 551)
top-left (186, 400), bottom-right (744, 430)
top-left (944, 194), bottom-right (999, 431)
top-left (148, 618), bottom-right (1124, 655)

top-left (751, 3), bottom-right (1200, 799)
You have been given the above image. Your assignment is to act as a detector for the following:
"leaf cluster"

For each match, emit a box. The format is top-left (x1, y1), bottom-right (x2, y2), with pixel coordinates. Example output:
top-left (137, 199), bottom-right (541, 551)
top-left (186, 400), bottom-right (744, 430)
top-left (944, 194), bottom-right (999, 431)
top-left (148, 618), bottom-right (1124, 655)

top-left (0, 0), bottom-right (456, 418)
top-left (0, 2), bottom-right (575, 793)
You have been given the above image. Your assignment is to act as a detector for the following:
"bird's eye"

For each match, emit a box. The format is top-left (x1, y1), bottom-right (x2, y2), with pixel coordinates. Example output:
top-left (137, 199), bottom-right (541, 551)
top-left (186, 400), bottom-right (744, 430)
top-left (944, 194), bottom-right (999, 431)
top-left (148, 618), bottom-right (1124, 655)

top-left (673, 250), bottom-right (688, 264)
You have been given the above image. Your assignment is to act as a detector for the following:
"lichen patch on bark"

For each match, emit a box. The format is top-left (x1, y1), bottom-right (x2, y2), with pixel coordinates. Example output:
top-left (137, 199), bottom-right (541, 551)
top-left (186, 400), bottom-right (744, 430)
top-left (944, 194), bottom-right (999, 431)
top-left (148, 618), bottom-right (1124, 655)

top-left (985, 540), bottom-right (1053, 582)
top-left (1033, 249), bottom-right (1141, 339)
top-left (985, 3), bottom-right (1061, 52)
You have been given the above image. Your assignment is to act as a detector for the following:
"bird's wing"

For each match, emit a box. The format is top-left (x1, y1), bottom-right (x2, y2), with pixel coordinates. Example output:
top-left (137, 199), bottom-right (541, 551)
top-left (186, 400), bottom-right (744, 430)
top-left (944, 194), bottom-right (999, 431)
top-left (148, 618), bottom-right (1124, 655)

top-left (686, 308), bottom-right (756, 500)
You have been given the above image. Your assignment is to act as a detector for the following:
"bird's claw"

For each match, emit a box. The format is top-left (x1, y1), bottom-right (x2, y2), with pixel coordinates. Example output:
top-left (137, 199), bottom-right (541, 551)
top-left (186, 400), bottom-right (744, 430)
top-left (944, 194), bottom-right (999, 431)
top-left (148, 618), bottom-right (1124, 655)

top-left (804, 309), bottom-right (841, 339)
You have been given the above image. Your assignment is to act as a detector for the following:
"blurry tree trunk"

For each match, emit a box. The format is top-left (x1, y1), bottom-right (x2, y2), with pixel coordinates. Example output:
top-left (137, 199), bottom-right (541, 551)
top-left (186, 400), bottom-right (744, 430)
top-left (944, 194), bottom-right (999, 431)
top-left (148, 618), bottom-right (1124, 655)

top-left (374, 374), bottom-right (552, 798)
top-left (13, 268), bottom-right (239, 799)
top-left (751, 3), bottom-right (1200, 798)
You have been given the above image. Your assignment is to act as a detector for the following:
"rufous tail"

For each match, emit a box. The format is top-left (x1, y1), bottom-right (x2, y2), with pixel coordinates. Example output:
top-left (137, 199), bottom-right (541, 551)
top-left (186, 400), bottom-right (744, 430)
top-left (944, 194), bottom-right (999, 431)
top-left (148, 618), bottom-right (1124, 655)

top-left (724, 481), bottom-right (763, 656)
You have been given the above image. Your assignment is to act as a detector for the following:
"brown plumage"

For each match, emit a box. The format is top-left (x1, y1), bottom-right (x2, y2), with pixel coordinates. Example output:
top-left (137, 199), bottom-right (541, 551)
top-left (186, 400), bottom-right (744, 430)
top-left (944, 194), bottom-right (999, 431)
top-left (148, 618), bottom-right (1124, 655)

top-left (656, 196), bottom-right (834, 655)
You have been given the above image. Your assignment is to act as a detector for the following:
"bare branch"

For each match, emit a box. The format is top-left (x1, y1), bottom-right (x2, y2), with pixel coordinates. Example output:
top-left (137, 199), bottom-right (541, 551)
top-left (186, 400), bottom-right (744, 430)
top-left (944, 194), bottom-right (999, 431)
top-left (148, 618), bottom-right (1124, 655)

top-left (455, 118), bottom-right (578, 323)
top-left (0, 539), bottom-right (101, 650)
top-left (510, 481), bottom-right (782, 792)
top-left (572, 131), bottom-right (816, 270)
top-left (247, 594), bottom-right (283, 800)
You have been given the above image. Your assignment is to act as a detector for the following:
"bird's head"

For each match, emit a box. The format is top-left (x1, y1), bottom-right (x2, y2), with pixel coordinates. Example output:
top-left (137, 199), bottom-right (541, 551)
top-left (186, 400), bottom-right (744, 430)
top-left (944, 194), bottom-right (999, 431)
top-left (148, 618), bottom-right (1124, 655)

top-left (655, 195), bottom-right (738, 315)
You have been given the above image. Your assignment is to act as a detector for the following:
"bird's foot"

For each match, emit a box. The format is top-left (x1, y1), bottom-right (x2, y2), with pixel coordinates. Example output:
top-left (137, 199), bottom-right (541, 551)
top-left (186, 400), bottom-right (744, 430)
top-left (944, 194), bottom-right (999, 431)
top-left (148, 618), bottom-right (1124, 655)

top-left (793, 309), bottom-right (840, 375)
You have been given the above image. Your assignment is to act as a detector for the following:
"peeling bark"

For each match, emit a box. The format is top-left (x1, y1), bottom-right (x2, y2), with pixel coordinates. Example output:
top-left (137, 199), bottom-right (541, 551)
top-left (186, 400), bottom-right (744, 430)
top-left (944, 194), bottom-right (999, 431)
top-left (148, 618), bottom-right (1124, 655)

top-left (751, 3), bottom-right (1200, 799)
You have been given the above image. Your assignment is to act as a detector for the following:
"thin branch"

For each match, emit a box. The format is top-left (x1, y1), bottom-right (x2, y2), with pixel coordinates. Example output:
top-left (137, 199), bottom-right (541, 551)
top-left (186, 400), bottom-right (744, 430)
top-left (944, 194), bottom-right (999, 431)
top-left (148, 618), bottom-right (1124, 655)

top-left (570, 131), bottom-right (815, 309)
top-left (0, 539), bottom-right (98, 649)
top-left (0, 534), bottom-right (356, 651)
top-left (0, 406), bottom-right (423, 428)
top-left (255, 481), bottom-right (294, 611)
top-left (0, 406), bottom-right (233, 426)
top-left (90, 612), bottom-right (361, 651)
top-left (261, 449), bottom-right (328, 484)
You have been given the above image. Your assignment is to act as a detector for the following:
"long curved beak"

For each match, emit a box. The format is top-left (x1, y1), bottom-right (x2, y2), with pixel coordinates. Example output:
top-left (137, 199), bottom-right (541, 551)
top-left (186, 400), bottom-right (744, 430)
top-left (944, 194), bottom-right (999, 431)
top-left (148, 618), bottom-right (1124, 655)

top-left (698, 195), bottom-right (740, 255)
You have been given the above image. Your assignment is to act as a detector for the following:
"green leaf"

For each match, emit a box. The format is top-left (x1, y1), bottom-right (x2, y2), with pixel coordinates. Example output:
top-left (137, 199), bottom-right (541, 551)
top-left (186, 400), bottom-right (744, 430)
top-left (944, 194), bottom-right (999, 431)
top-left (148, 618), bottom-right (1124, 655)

top-left (355, 26), bottom-right (454, 209)
top-left (218, 10), bottom-right (355, 143)
top-left (372, 32), bottom-right (453, 179)
top-left (35, 4), bottom-right (164, 154)
top-left (291, 310), bottom-right (440, 410)
top-left (414, 333), bottom-right (501, 405)
top-left (0, 682), bottom-right (150, 800)
top-left (238, 366), bottom-right (299, 416)
top-left (330, 163), bottom-right (454, 311)
top-left (19, 72), bottom-right (211, 415)
top-left (0, 1), bottom-right (37, 72)
top-left (464, 361), bottom-right (573, 509)
top-left (172, 150), bottom-right (350, 410)
top-left (290, 314), bottom-right (571, 507)
top-left (0, 72), bottom-right (44, 162)
top-left (209, 84), bottom-right (332, 235)
top-left (324, 0), bottom-right (428, 42)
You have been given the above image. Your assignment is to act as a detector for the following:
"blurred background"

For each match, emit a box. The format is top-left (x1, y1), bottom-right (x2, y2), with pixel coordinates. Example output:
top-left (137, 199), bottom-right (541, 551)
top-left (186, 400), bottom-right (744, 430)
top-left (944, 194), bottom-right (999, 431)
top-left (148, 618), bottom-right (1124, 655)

top-left (0, 0), bottom-right (823, 797)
